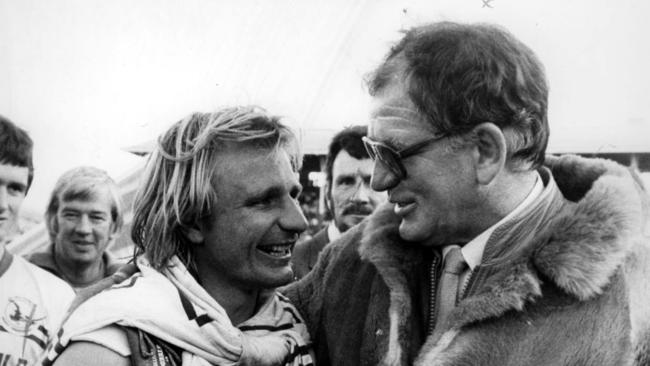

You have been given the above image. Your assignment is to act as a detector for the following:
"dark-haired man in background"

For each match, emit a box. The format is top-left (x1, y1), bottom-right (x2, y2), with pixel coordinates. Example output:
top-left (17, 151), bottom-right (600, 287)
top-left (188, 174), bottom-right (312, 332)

top-left (292, 125), bottom-right (385, 279)
top-left (0, 115), bottom-right (74, 366)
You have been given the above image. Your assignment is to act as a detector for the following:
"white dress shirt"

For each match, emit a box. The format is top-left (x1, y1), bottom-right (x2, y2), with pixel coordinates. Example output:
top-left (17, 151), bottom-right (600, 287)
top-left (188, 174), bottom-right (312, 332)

top-left (444, 172), bottom-right (545, 295)
top-left (327, 222), bottom-right (342, 242)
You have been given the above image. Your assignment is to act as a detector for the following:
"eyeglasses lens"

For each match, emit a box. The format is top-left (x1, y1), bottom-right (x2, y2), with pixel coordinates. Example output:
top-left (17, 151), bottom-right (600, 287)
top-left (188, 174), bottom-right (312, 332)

top-left (364, 139), bottom-right (405, 178)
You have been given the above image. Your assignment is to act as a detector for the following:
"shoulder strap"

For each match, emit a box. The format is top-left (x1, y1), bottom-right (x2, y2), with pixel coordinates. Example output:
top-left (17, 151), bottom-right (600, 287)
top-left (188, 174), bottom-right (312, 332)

top-left (123, 326), bottom-right (182, 366)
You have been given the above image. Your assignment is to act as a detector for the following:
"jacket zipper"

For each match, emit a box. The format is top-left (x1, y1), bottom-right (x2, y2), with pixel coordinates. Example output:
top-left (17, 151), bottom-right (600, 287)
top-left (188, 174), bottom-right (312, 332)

top-left (428, 257), bottom-right (476, 336)
top-left (427, 255), bottom-right (440, 335)
top-left (459, 269), bottom-right (475, 300)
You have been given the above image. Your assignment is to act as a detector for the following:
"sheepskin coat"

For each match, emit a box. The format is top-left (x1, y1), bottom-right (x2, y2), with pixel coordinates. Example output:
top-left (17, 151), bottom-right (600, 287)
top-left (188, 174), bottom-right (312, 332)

top-left (283, 155), bottom-right (650, 366)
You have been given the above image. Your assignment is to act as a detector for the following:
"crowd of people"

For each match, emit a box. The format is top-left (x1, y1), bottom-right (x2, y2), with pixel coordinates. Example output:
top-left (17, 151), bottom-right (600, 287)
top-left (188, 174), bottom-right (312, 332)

top-left (1, 20), bottom-right (649, 366)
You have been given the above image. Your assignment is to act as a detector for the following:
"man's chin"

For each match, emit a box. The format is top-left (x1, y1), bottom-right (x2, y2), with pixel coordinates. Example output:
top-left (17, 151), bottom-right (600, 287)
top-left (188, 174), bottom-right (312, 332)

top-left (398, 220), bottom-right (430, 244)
top-left (259, 268), bottom-right (294, 288)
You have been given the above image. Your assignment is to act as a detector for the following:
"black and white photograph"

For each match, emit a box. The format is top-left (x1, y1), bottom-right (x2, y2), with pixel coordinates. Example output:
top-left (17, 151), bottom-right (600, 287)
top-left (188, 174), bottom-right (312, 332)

top-left (1, 0), bottom-right (649, 365)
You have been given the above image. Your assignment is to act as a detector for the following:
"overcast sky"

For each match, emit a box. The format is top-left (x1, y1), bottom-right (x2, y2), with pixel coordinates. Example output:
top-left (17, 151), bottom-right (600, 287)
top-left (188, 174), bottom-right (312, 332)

top-left (1, 0), bottom-right (649, 214)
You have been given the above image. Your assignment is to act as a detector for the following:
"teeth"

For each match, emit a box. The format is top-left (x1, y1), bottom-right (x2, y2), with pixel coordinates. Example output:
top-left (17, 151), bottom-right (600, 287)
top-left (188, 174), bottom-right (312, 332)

top-left (260, 245), bottom-right (292, 257)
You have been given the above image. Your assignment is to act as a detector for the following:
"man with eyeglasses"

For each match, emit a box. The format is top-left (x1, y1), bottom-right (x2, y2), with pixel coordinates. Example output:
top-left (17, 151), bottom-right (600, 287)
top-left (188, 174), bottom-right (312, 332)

top-left (283, 21), bottom-right (650, 365)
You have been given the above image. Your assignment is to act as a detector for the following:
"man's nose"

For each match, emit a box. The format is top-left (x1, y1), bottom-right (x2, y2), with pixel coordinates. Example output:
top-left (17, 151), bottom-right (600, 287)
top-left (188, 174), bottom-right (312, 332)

top-left (281, 197), bottom-right (308, 234)
top-left (370, 161), bottom-right (399, 192)
top-left (349, 180), bottom-right (371, 203)
top-left (0, 187), bottom-right (7, 212)
top-left (74, 215), bottom-right (93, 234)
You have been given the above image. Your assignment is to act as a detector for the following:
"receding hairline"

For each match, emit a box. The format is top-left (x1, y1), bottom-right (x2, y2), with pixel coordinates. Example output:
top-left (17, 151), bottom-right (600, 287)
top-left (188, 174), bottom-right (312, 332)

top-left (59, 183), bottom-right (113, 205)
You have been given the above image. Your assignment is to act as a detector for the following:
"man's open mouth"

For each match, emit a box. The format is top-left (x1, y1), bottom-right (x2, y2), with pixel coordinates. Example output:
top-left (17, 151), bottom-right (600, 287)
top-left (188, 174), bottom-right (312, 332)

top-left (258, 243), bottom-right (294, 258)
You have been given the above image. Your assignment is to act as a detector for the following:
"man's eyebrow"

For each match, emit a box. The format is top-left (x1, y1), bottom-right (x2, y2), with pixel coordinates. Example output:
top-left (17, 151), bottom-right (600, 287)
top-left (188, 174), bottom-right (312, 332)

top-left (8, 181), bottom-right (27, 191)
top-left (244, 186), bottom-right (284, 204)
top-left (335, 173), bottom-right (355, 181)
top-left (89, 210), bottom-right (109, 216)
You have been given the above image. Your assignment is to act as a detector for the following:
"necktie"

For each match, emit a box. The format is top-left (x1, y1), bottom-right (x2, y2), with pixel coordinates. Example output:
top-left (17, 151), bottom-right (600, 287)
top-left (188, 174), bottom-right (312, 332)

top-left (432, 245), bottom-right (467, 339)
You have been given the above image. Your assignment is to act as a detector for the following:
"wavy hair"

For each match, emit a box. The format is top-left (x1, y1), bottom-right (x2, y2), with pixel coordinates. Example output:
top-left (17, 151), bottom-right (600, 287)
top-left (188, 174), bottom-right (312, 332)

top-left (368, 22), bottom-right (549, 170)
top-left (45, 166), bottom-right (123, 243)
top-left (131, 106), bottom-right (302, 270)
top-left (0, 115), bottom-right (34, 189)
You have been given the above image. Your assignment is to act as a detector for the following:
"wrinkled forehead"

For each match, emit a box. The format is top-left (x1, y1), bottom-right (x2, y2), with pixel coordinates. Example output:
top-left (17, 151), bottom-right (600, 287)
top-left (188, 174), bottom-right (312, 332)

top-left (0, 163), bottom-right (29, 186)
top-left (332, 150), bottom-right (374, 176)
top-left (60, 183), bottom-right (113, 206)
top-left (218, 138), bottom-right (300, 172)
top-left (368, 84), bottom-right (436, 142)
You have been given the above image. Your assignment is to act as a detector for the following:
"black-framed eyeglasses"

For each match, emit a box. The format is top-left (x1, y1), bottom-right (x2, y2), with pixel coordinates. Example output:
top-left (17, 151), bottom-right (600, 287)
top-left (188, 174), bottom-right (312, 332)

top-left (362, 134), bottom-right (448, 179)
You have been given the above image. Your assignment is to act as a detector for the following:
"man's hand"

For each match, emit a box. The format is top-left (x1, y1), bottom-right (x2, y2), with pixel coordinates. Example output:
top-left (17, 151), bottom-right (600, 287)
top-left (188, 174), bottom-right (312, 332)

top-left (240, 333), bottom-right (291, 366)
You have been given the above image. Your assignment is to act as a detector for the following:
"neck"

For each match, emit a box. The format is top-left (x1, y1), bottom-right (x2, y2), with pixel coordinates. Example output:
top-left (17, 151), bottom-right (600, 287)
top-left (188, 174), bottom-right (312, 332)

top-left (498, 170), bottom-right (539, 211)
top-left (196, 269), bottom-right (260, 326)
top-left (54, 251), bottom-right (104, 288)
top-left (463, 170), bottom-right (539, 242)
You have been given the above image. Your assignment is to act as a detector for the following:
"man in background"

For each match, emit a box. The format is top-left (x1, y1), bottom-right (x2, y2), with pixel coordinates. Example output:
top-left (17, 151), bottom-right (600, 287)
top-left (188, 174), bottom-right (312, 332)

top-left (0, 115), bottom-right (75, 366)
top-left (292, 125), bottom-right (385, 279)
top-left (28, 166), bottom-right (124, 289)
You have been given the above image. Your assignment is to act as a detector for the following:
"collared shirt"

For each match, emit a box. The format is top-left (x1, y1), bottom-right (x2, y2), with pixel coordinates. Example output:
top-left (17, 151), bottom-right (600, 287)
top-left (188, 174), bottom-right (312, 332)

top-left (27, 243), bottom-right (124, 290)
top-left (445, 172), bottom-right (545, 294)
top-left (327, 222), bottom-right (342, 242)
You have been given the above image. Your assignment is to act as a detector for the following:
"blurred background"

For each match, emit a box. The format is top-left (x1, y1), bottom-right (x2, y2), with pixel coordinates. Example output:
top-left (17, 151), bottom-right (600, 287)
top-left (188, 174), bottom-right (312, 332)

top-left (1, 0), bottom-right (649, 255)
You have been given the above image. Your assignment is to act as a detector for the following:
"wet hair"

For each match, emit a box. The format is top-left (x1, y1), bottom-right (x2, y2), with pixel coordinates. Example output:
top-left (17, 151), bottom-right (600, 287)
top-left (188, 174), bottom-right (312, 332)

top-left (0, 115), bottom-right (34, 189)
top-left (131, 105), bottom-right (302, 270)
top-left (368, 21), bottom-right (549, 170)
top-left (45, 166), bottom-right (123, 243)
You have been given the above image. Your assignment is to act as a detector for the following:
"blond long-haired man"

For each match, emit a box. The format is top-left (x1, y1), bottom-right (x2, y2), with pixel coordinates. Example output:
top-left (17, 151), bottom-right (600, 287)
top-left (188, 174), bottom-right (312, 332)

top-left (46, 106), bottom-right (313, 366)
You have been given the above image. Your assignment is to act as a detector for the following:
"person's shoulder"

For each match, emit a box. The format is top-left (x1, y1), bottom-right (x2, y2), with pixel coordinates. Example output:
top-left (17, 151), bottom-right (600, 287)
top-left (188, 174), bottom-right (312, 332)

top-left (327, 220), bottom-right (367, 254)
top-left (52, 341), bottom-right (130, 366)
top-left (12, 254), bottom-right (73, 292)
top-left (104, 251), bottom-right (128, 277)
top-left (294, 229), bottom-right (329, 259)
top-left (25, 244), bottom-right (55, 265)
top-left (304, 222), bottom-right (367, 277)
top-left (11, 256), bottom-right (75, 321)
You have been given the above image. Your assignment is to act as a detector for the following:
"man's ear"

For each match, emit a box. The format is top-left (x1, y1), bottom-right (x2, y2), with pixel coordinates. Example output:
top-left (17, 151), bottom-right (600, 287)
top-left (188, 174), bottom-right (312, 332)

top-left (108, 219), bottom-right (123, 242)
top-left (47, 215), bottom-right (59, 244)
top-left (324, 181), bottom-right (333, 217)
top-left (471, 122), bottom-right (507, 185)
top-left (184, 226), bottom-right (205, 244)
top-left (108, 226), bottom-right (118, 242)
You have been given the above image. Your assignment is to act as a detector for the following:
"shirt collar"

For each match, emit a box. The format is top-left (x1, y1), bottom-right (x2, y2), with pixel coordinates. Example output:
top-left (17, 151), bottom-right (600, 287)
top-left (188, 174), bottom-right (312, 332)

top-left (461, 171), bottom-right (544, 270)
top-left (327, 222), bottom-right (342, 242)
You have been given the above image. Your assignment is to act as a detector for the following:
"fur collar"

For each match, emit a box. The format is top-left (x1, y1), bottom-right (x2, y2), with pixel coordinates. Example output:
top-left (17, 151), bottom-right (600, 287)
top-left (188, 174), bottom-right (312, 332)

top-left (358, 154), bottom-right (645, 365)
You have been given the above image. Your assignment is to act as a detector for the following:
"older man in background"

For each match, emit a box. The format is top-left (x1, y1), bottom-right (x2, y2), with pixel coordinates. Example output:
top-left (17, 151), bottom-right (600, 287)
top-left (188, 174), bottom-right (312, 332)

top-left (28, 166), bottom-right (124, 289)
top-left (0, 115), bottom-right (74, 366)
top-left (293, 125), bottom-right (385, 279)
